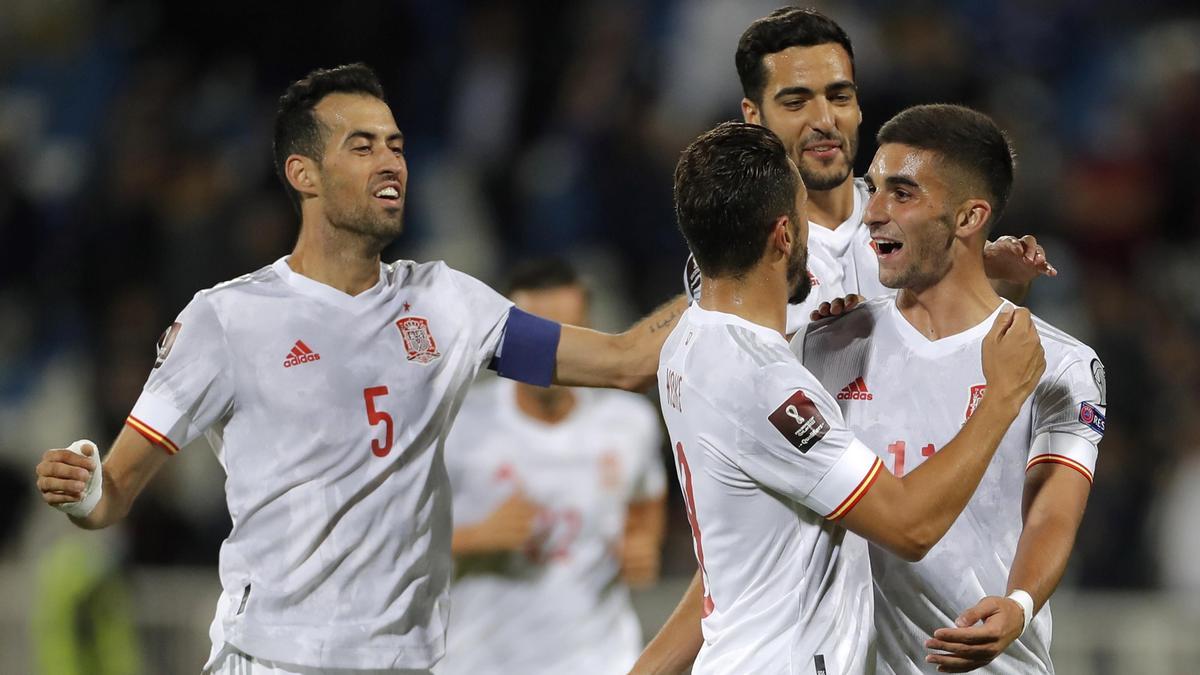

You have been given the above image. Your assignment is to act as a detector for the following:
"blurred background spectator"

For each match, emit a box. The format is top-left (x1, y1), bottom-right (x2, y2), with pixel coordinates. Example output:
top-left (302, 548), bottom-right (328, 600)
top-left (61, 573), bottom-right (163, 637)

top-left (2, 0), bottom-right (1198, 672)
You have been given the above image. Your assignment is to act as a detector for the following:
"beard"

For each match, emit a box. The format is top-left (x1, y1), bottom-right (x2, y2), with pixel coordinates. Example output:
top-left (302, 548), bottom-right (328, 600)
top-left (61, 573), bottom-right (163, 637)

top-left (879, 212), bottom-right (956, 291)
top-left (322, 176), bottom-right (406, 241)
top-left (787, 242), bottom-right (812, 305)
top-left (794, 129), bottom-right (858, 192)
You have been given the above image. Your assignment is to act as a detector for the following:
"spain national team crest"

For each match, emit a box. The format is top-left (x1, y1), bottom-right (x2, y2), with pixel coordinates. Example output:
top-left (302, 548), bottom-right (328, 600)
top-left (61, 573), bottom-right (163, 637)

top-left (396, 316), bottom-right (441, 364)
top-left (964, 384), bottom-right (987, 421)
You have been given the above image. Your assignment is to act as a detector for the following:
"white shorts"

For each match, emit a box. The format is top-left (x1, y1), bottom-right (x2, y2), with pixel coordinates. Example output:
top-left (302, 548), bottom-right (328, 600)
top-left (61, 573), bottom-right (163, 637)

top-left (205, 648), bottom-right (431, 675)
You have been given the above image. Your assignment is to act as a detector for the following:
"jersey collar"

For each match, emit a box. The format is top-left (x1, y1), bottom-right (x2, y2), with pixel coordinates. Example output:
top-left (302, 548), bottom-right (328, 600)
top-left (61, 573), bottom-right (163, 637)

top-left (271, 256), bottom-right (392, 312)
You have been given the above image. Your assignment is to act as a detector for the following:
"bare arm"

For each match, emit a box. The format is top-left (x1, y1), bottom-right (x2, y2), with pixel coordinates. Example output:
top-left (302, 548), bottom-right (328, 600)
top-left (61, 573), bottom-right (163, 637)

top-left (984, 235), bottom-right (1057, 304)
top-left (631, 570), bottom-right (705, 675)
top-left (925, 463), bottom-right (1091, 670)
top-left (839, 308), bottom-right (1045, 562)
top-left (621, 495), bottom-right (667, 588)
top-left (555, 296), bottom-right (687, 391)
top-left (36, 425), bottom-right (170, 530)
top-left (450, 492), bottom-right (540, 556)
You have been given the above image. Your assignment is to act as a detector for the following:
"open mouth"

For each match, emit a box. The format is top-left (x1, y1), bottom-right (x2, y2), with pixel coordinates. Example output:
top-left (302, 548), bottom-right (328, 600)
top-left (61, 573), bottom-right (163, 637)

top-left (373, 185), bottom-right (403, 207)
top-left (871, 238), bottom-right (904, 259)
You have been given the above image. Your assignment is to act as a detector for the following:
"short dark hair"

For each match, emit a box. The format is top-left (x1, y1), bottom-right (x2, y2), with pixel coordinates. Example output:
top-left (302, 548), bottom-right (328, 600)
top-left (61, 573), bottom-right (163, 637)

top-left (505, 258), bottom-right (584, 297)
top-left (674, 121), bottom-right (798, 278)
top-left (736, 7), bottom-right (855, 105)
top-left (273, 63), bottom-right (386, 214)
top-left (877, 104), bottom-right (1016, 228)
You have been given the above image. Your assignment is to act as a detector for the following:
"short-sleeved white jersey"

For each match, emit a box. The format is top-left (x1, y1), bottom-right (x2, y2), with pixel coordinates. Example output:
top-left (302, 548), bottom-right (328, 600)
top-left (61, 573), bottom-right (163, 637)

top-left (436, 379), bottom-right (665, 675)
top-left (787, 178), bottom-right (892, 334)
top-left (794, 298), bottom-right (1105, 674)
top-left (658, 305), bottom-right (884, 675)
top-left (127, 257), bottom-right (514, 670)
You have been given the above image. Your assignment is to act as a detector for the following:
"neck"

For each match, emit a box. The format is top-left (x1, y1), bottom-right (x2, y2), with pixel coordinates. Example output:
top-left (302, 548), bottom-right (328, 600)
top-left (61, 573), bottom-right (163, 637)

top-left (806, 175), bottom-right (857, 231)
top-left (698, 264), bottom-right (789, 336)
top-left (515, 383), bottom-right (577, 424)
top-left (895, 244), bottom-right (1002, 339)
top-left (289, 212), bottom-right (387, 295)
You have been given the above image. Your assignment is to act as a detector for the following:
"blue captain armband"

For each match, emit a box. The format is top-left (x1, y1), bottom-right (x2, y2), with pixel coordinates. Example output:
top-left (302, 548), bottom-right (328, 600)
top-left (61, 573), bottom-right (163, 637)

top-left (490, 307), bottom-right (561, 387)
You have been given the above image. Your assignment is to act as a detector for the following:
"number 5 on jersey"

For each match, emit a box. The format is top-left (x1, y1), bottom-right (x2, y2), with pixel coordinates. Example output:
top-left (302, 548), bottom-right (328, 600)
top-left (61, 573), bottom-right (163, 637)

top-left (364, 386), bottom-right (393, 457)
top-left (675, 441), bottom-right (715, 617)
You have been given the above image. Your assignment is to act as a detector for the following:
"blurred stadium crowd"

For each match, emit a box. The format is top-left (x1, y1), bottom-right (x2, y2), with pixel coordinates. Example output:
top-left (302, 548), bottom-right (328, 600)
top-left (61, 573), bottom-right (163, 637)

top-left (1, 0), bottom-right (1199, 644)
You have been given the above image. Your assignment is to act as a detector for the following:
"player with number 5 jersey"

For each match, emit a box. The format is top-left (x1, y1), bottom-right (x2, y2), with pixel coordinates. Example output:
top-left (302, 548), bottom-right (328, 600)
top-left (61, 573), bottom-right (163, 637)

top-left (33, 64), bottom-right (685, 675)
top-left (641, 121), bottom-right (1045, 675)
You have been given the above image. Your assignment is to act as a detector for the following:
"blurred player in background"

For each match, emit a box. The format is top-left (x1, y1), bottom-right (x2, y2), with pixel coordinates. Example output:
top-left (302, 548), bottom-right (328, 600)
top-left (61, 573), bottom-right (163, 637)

top-left (33, 63), bottom-right (684, 675)
top-left (437, 259), bottom-right (666, 675)
top-left (684, 7), bottom-right (1054, 331)
top-left (642, 120), bottom-right (1044, 674)
top-left (797, 104), bottom-right (1104, 673)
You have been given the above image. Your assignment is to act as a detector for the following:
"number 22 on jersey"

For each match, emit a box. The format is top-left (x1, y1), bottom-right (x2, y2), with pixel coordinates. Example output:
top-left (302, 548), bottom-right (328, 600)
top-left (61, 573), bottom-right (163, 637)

top-left (675, 441), bottom-right (715, 617)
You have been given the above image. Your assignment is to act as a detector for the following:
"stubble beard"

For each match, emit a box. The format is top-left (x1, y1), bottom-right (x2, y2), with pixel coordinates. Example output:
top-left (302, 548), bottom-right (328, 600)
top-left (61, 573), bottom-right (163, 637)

top-left (794, 130), bottom-right (858, 192)
top-left (879, 213), bottom-right (956, 292)
top-left (787, 243), bottom-right (812, 305)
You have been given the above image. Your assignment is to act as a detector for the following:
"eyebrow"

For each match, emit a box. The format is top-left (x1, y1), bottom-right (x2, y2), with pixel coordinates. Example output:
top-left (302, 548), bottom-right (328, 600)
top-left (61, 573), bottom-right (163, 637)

top-left (883, 175), bottom-right (921, 190)
top-left (773, 80), bottom-right (857, 100)
top-left (344, 130), bottom-right (405, 146)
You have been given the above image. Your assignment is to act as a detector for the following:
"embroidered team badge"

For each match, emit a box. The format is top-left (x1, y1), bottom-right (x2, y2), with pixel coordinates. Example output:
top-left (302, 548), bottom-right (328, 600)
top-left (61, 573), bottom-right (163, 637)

top-left (396, 316), bottom-right (441, 364)
top-left (964, 384), bottom-right (987, 421)
top-left (1079, 402), bottom-right (1106, 436)
top-left (154, 322), bottom-right (182, 369)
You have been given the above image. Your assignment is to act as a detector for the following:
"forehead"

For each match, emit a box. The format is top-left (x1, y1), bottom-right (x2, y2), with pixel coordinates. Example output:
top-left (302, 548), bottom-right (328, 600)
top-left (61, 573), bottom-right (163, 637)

top-left (868, 143), bottom-right (949, 189)
top-left (312, 93), bottom-right (399, 140)
top-left (760, 43), bottom-right (854, 92)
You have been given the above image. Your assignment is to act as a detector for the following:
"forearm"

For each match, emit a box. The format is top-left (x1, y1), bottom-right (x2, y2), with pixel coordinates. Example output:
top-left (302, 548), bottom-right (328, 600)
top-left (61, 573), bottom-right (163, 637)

top-left (554, 296), bottom-right (686, 390)
top-left (1005, 517), bottom-right (1077, 611)
top-left (450, 524), bottom-right (496, 556)
top-left (633, 571), bottom-right (704, 674)
top-left (68, 472), bottom-right (131, 530)
top-left (894, 396), bottom-right (1021, 548)
top-left (990, 278), bottom-right (1030, 304)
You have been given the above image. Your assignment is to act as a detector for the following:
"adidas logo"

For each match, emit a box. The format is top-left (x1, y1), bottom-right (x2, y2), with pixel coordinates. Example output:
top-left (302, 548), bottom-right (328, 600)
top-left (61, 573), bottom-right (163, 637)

top-left (836, 376), bottom-right (873, 401)
top-left (283, 340), bottom-right (321, 368)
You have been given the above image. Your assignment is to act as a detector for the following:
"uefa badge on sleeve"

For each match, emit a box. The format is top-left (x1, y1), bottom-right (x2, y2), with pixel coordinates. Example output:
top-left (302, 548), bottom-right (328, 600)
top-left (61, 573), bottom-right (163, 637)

top-left (396, 316), bottom-right (441, 364)
top-left (154, 322), bottom-right (182, 368)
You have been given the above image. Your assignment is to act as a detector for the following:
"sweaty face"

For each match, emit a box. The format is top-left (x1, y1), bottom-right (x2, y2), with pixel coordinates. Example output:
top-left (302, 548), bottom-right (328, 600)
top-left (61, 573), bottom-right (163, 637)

top-left (863, 144), bottom-right (957, 291)
top-left (750, 44), bottom-right (860, 192)
top-left (311, 93), bottom-right (408, 240)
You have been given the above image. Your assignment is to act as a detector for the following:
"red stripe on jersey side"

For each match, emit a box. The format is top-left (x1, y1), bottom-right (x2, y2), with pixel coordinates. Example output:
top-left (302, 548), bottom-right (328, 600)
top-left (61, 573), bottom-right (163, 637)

top-left (125, 415), bottom-right (180, 455)
top-left (1026, 455), bottom-right (1093, 484)
top-left (826, 457), bottom-right (883, 520)
top-left (296, 340), bottom-right (313, 354)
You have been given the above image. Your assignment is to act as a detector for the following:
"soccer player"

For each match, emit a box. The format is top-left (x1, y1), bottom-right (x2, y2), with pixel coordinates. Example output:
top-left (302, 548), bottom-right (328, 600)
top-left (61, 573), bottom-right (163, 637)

top-left (437, 259), bottom-right (666, 675)
top-left (684, 8), bottom-right (1054, 330)
top-left (33, 64), bottom-right (683, 675)
top-left (649, 120), bottom-right (1044, 674)
top-left (796, 104), bottom-right (1104, 673)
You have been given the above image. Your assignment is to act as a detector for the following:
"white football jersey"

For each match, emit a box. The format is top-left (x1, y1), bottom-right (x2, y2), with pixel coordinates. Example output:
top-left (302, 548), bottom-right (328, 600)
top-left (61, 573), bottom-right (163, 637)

top-left (127, 257), bottom-right (517, 670)
top-left (658, 305), bottom-right (884, 675)
top-left (795, 298), bottom-right (1105, 674)
top-left (787, 178), bottom-right (893, 334)
top-left (436, 379), bottom-right (665, 675)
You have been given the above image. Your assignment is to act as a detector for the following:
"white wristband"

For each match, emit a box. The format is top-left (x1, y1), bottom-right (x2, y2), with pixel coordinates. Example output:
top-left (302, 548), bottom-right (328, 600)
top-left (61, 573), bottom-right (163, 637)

top-left (53, 440), bottom-right (103, 518)
top-left (1007, 589), bottom-right (1035, 636)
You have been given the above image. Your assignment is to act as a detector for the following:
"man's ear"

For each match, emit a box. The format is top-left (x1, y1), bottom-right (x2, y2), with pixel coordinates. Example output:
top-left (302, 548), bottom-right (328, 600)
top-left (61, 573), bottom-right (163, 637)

top-left (285, 154), bottom-right (320, 200)
top-left (770, 214), bottom-right (792, 255)
top-left (742, 98), bottom-right (761, 125)
top-left (956, 199), bottom-right (992, 239)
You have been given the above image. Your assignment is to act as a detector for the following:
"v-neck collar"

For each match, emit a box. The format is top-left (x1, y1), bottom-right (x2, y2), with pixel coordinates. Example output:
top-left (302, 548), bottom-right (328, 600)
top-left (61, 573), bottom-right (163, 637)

top-left (272, 256), bottom-right (392, 312)
top-left (888, 299), bottom-right (1011, 358)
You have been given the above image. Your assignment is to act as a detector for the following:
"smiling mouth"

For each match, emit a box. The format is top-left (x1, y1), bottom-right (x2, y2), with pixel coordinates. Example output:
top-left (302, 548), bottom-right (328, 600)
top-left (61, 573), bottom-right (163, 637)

top-left (871, 239), bottom-right (904, 258)
top-left (373, 186), bottom-right (403, 206)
